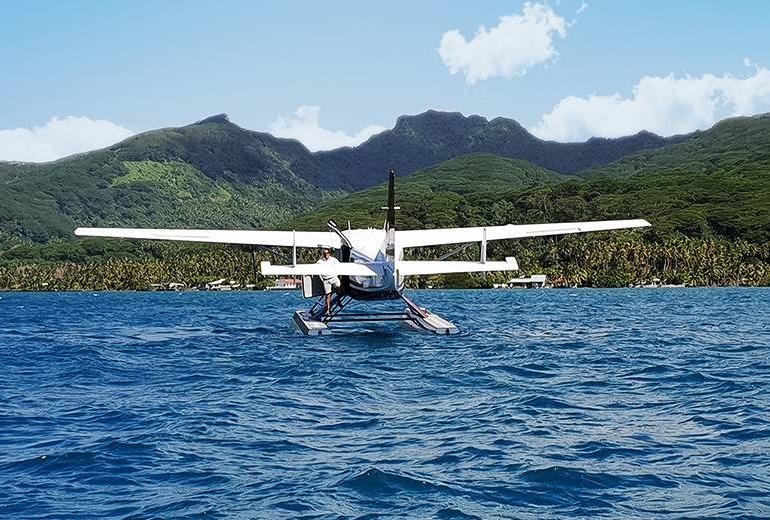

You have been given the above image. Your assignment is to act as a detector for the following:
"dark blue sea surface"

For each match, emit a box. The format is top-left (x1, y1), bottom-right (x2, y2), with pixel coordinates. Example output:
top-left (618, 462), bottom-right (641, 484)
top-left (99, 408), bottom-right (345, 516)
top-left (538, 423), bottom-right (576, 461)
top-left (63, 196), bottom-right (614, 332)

top-left (1, 288), bottom-right (769, 519)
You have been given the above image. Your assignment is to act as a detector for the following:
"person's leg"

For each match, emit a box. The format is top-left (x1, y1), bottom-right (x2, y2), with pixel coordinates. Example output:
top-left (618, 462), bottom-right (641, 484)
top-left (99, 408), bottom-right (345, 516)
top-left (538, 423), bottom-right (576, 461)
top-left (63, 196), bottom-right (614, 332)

top-left (323, 279), bottom-right (333, 315)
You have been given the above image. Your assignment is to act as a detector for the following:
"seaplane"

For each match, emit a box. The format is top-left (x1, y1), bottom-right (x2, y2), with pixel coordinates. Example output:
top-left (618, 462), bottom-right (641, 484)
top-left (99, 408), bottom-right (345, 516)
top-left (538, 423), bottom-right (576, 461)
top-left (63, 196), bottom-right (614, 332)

top-left (75, 169), bottom-right (650, 335)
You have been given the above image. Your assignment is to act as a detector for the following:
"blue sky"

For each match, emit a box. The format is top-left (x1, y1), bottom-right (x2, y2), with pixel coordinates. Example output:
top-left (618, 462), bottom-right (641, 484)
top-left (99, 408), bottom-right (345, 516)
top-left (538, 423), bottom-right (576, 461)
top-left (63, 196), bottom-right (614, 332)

top-left (2, 0), bottom-right (770, 161)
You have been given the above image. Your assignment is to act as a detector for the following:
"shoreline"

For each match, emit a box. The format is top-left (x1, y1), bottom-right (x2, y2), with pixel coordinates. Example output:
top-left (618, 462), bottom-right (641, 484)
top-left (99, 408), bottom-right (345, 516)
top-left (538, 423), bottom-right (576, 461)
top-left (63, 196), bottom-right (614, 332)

top-left (2, 285), bottom-right (768, 294)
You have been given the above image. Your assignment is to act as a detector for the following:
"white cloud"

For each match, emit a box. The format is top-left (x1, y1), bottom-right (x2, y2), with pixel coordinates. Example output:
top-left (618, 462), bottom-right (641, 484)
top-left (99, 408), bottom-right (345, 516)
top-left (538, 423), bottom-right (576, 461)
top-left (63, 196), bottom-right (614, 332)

top-left (438, 3), bottom-right (568, 85)
top-left (0, 116), bottom-right (135, 162)
top-left (576, 2), bottom-right (589, 15)
top-left (530, 65), bottom-right (770, 142)
top-left (269, 105), bottom-right (387, 151)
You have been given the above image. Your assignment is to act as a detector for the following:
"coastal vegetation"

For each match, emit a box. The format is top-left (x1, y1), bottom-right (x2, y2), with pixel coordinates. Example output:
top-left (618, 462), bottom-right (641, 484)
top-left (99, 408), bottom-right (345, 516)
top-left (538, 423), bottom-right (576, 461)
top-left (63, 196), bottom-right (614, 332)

top-left (1, 234), bottom-right (767, 291)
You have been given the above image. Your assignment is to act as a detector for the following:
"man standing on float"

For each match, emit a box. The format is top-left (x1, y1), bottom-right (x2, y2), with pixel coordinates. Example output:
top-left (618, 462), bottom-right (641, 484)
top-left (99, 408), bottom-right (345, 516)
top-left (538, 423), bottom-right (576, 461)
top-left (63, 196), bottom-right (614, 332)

top-left (317, 248), bottom-right (341, 315)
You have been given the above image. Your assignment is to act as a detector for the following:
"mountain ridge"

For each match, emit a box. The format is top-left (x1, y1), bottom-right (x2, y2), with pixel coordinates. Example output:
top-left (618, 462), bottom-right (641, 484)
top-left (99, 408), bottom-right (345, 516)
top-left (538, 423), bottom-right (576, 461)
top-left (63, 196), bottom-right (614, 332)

top-left (306, 110), bottom-right (688, 189)
top-left (2, 110), bottom-right (685, 179)
top-left (1, 110), bottom-right (764, 245)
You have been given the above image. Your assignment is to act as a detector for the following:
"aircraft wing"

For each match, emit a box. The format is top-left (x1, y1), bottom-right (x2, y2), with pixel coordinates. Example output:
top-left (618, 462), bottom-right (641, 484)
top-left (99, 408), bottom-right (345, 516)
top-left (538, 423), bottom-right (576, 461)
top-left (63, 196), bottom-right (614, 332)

top-left (396, 219), bottom-right (650, 248)
top-left (74, 227), bottom-right (341, 248)
top-left (398, 257), bottom-right (519, 276)
top-left (260, 261), bottom-right (379, 277)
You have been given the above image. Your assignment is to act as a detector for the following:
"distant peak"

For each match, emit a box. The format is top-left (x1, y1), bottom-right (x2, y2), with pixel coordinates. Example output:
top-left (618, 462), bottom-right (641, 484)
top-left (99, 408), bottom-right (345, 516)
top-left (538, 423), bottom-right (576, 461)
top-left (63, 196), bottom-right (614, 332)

top-left (396, 110), bottom-right (471, 125)
top-left (489, 116), bottom-right (527, 132)
top-left (633, 130), bottom-right (658, 138)
top-left (392, 110), bottom-right (495, 136)
top-left (194, 114), bottom-right (230, 125)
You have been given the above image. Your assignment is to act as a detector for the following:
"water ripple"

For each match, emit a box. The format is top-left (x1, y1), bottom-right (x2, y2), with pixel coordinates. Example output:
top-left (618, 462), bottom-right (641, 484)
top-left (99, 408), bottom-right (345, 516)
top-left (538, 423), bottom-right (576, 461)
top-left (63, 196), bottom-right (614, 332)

top-left (0, 288), bottom-right (768, 518)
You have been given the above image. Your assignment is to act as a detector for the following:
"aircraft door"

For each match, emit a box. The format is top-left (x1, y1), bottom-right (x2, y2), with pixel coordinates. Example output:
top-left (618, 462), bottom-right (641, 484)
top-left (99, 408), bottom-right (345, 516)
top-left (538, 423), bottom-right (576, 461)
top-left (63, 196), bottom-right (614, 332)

top-left (302, 275), bottom-right (326, 298)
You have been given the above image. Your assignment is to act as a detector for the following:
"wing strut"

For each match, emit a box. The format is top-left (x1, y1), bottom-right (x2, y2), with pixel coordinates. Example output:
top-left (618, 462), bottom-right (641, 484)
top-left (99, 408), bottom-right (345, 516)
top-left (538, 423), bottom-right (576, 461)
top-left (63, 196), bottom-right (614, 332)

top-left (481, 227), bottom-right (487, 264)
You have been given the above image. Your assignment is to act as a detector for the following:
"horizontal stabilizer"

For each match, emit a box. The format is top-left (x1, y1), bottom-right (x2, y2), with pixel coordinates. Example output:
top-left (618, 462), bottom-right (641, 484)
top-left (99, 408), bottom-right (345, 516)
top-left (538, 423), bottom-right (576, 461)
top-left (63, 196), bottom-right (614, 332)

top-left (260, 261), bottom-right (379, 277)
top-left (397, 219), bottom-right (650, 248)
top-left (398, 257), bottom-right (519, 276)
top-left (74, 227), bottom-right (341, 248)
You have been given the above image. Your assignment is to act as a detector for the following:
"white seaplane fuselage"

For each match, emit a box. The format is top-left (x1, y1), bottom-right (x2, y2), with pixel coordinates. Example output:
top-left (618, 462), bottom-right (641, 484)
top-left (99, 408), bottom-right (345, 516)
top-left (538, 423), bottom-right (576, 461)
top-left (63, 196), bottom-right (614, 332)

top-left (343, 228), bottom-right (402, 300)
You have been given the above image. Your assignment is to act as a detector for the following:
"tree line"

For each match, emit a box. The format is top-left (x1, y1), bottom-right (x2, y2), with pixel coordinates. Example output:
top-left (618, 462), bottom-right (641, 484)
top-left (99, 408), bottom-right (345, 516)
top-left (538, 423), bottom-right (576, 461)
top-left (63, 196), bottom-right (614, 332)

top-left (2, 235), bottom-right (767, 291)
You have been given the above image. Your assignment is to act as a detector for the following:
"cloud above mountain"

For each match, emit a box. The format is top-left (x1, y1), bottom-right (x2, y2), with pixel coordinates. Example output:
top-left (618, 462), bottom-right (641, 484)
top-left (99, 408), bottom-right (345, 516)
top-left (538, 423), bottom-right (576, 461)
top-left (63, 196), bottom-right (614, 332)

top-left (530, 64), bottom-right (770, 141)
top-left (269, 106), bottom-right (387, 151)
top-left (0, 116), bottom-right (135, 162)
top-left (438, 3), bottom-right (568, 84)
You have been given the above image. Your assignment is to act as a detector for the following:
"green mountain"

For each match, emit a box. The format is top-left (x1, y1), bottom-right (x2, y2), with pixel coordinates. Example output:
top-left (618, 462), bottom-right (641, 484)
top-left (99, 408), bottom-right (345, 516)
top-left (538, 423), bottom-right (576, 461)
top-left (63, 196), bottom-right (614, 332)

top-left (289, 117), bottom-right (770, 244)
top-left (278, 147), bottom-right (769, 289)
top-left (0, 111), bottom-right (684, 245)
top-left (580, 113), bottom-right (770, 180)
top-left (287, 154), bottom-right (566, 230)
top-left (310, 110), bottom-right (684, 189)
top-left (574, 113), bottom-right (770, 242)
top-left (3, 141), bottom-right (769, 289)
top-left (0, 115), bottom-right (330, 245)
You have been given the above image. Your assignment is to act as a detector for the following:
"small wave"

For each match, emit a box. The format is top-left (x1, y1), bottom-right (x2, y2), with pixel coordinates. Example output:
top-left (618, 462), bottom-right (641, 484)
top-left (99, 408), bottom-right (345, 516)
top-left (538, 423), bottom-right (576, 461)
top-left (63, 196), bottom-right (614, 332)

top-left (0, 328), bottom-right (25, 336)
top-left (4, 450), bottom-right (100, 475)
top-left (718, 426), bottom-right (770, 441)
top-left (481, 364), bottom-right (555, 379)
top-left (229, 326), bottom-right (275, 334)
top-left (571, 440), bottom-right (649, 460)
top-left (658, 370), bottom-right (721, 384)
top-left (421, 453), bottom-right (463, 465)
top-left (435, 507), bottom-right (483, 519)
top-left (272, 498), bottom-right (316, 513)
top-left (119, 325), bottom-right (215, 342)
top-left (518, 395), bottom-right (597, 411)
top-left (620, 364), bottom-right (672, 379)
top-left (80, 474), bottom-right (141, 487)
top-left (339, 467), bottom-right (460, 497)
top-left (520, 465), bottom-right (676, 491)
top-left (144, 469), bottom-right (231, 487)
top-left (134, 497), bottom-right (218, 517)
top-left (240, 438), bottom-right (316, 454)
top-left (316, 418), bottom-right (381, 431)
top-left (521, 466), bottom-right (620, 489)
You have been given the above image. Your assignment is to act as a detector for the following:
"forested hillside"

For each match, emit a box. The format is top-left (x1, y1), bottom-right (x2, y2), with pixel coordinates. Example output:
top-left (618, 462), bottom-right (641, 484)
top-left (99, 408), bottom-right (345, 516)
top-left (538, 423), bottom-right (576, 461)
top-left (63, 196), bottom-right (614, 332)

top-left (289, 152), bottom-right (770, 243)
top-left (0, 111), bottom-right (685, 245)
top-left (0, 116), bottom-right (329, 245)
top-left (1, 113), bottom-right (768, 289)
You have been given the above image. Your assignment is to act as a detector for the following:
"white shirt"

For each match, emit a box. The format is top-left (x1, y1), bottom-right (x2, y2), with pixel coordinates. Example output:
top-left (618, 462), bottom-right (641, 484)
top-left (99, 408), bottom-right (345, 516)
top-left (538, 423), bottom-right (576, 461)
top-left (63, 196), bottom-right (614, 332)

top-left (317, 255), bottom-right (340, 283)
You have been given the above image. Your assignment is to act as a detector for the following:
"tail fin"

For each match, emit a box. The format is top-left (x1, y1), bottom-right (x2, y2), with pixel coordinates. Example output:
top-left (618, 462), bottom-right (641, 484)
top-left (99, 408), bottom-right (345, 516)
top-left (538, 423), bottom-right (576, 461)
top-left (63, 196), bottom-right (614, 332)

top-left (386, 168), bottom-right (396, 230)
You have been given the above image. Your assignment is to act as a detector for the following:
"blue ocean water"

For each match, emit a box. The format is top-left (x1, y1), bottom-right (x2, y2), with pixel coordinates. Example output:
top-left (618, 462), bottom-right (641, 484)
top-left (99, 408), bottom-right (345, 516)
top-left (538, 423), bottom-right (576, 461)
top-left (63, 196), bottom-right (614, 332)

top-left (1, 288), bottom-right (768, 519)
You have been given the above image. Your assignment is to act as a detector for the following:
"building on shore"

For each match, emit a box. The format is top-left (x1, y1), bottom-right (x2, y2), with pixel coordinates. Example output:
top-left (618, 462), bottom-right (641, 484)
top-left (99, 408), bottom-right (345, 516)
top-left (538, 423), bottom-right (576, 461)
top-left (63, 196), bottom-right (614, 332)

top-left (266, 277), bottom-right (302, 290)
top-left (493, 274), bottom-right (549, 289)
top-left (206, 278), bottom-right (237, 291)
top-left (150, 282), bottom-right (187, 291)
top-left (631, 278), bottom-right (686, 288)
